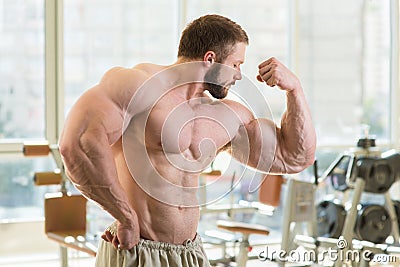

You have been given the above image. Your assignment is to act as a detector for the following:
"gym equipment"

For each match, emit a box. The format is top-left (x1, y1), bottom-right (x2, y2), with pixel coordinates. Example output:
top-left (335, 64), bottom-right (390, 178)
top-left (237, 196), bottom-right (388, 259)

top-left (329, 154), bottom-right (352, 192)
top-left (316, 131), bottom-right (400, 267)
top-left (323, 148), bottom-right (400, 194)
top-left (23, 142), bottom-right (95, 267)
top-left (317, 201), bottom-right (393, 244)
top-left (317, 200), bottom-right (346, 238)
top-left (208, 175), bottom-right (317, 267)
top-left (393, 200), bottom-right (400, 231)
top-left (23, 141), bottom-right (51, 156)
top-left (280, 176), bottom-right (318, 266)
top-left (354, 204), bottom-right (392, 244)
top-left (23, 142), bottom-right (69, 194)
top-left (33, 171), bottom-right (63, 186)
top-left (356, 153), bottom-right (400, 194)
top-left (216, 220), bottom-right (270, 267)
top-left (200, 173), bottom-right (283, 267)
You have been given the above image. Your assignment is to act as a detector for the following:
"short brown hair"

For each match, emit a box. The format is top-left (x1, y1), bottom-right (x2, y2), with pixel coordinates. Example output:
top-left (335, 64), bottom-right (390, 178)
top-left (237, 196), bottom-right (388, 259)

top-left (178, 14), bottom-right (249, 62)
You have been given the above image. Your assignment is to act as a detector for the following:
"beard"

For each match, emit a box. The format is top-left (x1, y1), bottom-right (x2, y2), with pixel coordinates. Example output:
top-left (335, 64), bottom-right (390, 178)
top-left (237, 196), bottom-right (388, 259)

top-left (206, 83), bottom-right (228, 99)
top-left (204, 64), bottom-right (231, 99)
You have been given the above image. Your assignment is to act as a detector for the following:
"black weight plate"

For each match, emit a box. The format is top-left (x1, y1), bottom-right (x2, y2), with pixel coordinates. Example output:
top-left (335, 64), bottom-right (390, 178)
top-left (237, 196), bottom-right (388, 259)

top-left (364, 163), bottom-right (394, 193)
top-left (393, 200), bottom-right (400, 231)
top-left (354, 204), bottom-right (392, 244)
top-left (317, 201), bottom-right (346, 238)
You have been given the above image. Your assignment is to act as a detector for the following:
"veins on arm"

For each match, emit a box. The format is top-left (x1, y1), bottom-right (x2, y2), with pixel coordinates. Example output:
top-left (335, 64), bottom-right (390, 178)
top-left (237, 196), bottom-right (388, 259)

top-left (228, 94), bottom-right (316, 174)
top-left (59, 68), bottom-right (147, 226)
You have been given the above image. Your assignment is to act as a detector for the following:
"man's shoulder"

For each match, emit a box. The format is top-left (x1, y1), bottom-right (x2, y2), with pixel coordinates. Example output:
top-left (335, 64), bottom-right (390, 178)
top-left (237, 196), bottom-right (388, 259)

top-left (97, 65), bottom-right (156, 98)
top-left (102, 65), bottom-right (150, 83)
top-left (133, 63), bottom-right (164, 75)
top-left (101, 63), bottom-right (167, 87)
top-left (220, 99), bottom-right (254, 124)
top-left (220, 99), bottom-right (250, 113)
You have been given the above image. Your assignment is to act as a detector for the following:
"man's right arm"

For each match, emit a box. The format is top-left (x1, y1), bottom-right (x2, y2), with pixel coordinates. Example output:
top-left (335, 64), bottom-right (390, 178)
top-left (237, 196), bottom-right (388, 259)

top-left (59, 67), bottom-right (147, 249)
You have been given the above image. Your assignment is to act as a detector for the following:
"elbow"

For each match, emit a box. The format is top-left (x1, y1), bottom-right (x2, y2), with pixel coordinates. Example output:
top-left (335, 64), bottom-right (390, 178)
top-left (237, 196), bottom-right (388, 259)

top-left (58, 140), bottom-right (70, 160)
top-left (291, 131), bottom-right (317, 173)
top-left (59, 129), bottom-right (88, 162)
top-left (304, 137), bottom-right (317, 169)
top-left (305, 155), bottom-right (316, 169)
top-left (58, 136), bottom-right (84, 183)
top-left (280, 143), bottom-right (316, 175)
top-left (288, 153), bottom-right (315, 174)
top-left (284, 160), bottom-right (313, 175)
top-left (300, 155), bottom-right (316, 172)
top-left (59, 137), bottom-right (76, 165)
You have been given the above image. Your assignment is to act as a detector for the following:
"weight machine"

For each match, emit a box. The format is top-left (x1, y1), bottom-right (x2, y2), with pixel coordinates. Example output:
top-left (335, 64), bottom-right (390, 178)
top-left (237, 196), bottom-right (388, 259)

top-left (199, 163), bottom-right (320, 267)
top-left (310, 134), bottom-right (400, 266)
top-left (199, 131), bottom-right (400, 267)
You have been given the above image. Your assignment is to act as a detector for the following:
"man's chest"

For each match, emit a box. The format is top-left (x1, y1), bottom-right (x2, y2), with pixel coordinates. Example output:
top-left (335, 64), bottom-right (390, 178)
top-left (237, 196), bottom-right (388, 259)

top-left (144, 101), bottom-right (241, 159)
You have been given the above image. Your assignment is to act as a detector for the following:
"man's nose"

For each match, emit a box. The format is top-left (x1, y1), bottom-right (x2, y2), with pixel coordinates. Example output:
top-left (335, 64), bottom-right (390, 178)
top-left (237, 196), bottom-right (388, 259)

top-left (233, 70), bottom-right (242, 81)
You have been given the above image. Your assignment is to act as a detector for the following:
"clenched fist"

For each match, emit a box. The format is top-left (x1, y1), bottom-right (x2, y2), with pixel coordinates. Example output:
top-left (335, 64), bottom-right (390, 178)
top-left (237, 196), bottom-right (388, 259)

top-left (256, 57), bottom-right (301, 92)
top-left (101, 219), bottom-right (140, 250)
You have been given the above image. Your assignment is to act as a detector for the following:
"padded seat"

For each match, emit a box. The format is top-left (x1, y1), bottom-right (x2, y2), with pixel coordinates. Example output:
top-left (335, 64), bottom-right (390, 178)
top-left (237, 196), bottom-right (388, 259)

top-left (217, 220), bottom-right (270, 236)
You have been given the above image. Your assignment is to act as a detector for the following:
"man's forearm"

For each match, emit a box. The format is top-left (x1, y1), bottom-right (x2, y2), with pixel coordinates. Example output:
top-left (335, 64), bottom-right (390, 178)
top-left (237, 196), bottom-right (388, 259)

top-left (255, 57), bottom-right (316, 173)
top-left (73, 182), bottom-right (136, 227)
top-left (60, 132), bottom-right (137, 227)
top-left (273, 87), bottom-right (316, 173)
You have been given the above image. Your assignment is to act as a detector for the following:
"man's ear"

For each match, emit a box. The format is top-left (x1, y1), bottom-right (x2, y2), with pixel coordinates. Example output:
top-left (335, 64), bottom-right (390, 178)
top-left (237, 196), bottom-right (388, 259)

top-left (203, 51), bottom-right (216, 65)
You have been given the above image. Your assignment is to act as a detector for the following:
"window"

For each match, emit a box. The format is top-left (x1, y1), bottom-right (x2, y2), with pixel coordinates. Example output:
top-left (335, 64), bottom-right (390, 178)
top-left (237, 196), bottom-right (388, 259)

top-left (297, 0), bottom-right (392, 146)
top-left (0, 155), bottom-right (59, 220)
top-left (0, 0), bottom-right (45, 139)
top-left (0, 0), bottom-right (51, 220)
top-left (63, 0), bottom-right (179, 114)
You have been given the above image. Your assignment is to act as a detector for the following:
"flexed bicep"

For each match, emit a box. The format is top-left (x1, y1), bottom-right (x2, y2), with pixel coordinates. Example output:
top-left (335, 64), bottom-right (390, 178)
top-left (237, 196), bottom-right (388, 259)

top-left (231, 118), bottom-right (277, 173)
top-left (230, 116), bottom-right (316, 174)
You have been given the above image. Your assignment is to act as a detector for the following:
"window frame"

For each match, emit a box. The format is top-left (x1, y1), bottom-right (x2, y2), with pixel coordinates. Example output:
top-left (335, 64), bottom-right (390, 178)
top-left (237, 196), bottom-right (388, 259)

top-left (45, 0), bottom-right (64, 145)
top-left (390, 0), bottom-right (400, 149)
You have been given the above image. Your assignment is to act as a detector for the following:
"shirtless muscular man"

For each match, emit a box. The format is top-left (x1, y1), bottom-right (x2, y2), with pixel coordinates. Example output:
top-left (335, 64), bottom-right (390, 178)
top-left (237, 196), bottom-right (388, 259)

top-left (59, 14), bottom-right (316, 267)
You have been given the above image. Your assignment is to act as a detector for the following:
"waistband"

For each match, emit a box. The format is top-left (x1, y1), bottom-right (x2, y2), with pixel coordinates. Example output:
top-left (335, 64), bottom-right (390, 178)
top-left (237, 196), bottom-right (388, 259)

top-left (106, 221), bottom-right (202, 251)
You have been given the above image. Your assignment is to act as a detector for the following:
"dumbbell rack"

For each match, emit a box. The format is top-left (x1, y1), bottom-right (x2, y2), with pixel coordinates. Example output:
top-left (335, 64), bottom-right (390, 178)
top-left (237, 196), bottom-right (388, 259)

top-left (317, 137), bottom-right (400, 267)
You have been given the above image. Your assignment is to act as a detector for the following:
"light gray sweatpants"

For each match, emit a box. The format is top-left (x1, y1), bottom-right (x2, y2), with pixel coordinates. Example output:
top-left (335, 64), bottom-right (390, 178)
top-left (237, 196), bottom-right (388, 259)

top-left (95, 223), bottom-right (210, 267)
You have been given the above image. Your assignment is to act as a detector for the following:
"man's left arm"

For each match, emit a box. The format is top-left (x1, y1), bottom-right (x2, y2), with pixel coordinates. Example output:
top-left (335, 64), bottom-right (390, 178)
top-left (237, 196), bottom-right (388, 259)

top-left (231, 57), bottom-right (316, 174)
